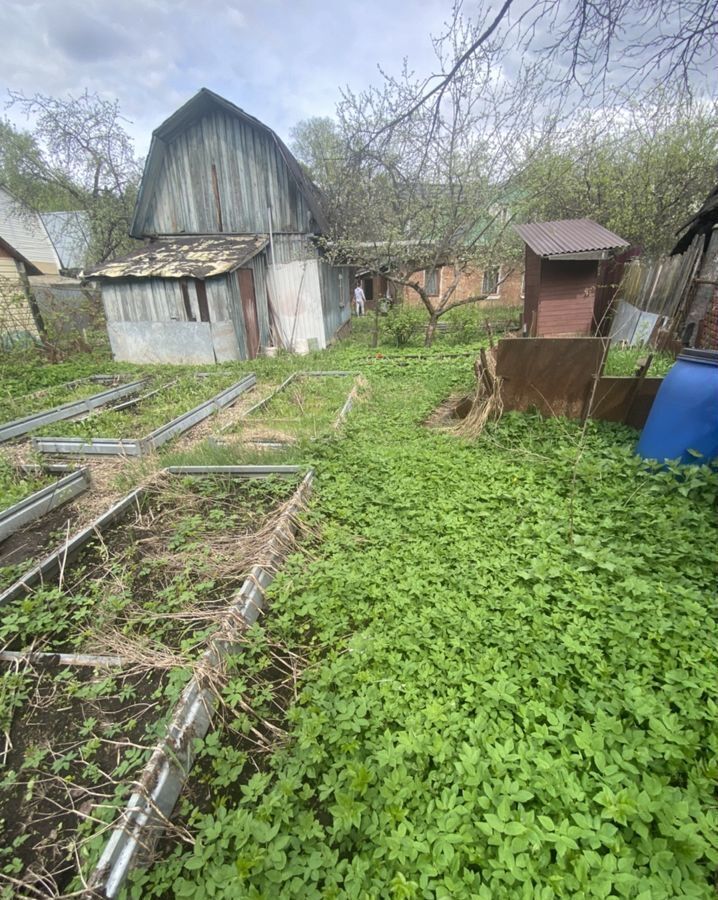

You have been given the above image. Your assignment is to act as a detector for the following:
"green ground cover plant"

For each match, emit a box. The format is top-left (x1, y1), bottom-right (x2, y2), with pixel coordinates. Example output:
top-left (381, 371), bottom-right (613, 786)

top-left (118, 355), bottom-right (717, 900)
top-left (0, 378), bottom-right (127, 424)
top-left (350, 304), bottom-right (521, 349)
top-left (0, 473), bottom-right (300, 894)
top-left (603, 348), bottom-right (675, 378)
top-left (0, 459), bottom-right (47, 509)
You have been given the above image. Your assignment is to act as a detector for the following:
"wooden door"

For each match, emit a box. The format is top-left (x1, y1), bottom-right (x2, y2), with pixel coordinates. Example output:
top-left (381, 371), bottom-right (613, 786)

top-left (237, 268), bottom-right (260, 359)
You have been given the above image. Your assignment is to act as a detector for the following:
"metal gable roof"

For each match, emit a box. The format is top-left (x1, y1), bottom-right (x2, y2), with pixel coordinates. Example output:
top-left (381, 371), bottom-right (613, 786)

top-left (514, 218), bottom-right (629, 257)
top-left (86, 234), bottom-right (268, 280)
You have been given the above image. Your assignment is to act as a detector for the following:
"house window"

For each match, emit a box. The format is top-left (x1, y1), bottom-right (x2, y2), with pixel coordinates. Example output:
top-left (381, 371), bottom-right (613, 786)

top-left (482, 266), bottom-right (499, 295)
top-left (424, 267), bottom-right (440, 295)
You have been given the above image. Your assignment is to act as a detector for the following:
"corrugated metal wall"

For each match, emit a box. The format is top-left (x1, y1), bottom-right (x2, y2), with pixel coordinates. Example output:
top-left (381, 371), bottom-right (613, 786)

top-left (137, 111), bottom-right (314, 236)
top-left (318, 261), bottom-right (351, 341)
top-left (269, 235), bottom-right (350, 343)
top-left (102, 276), bottom-right (239, 323)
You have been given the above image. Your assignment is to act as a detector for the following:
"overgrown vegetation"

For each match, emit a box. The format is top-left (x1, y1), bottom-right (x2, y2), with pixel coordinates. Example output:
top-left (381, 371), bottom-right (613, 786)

top-left (111, 356), bottom-right (715, 899)
top-left (0, 473), bottom-right (300, 893)
top-left (31, 370), bottom-right (240, 440)
top-left (227, 374), bottom-right (355, 444)
top-left (0, 345), bottom-right (713, 898)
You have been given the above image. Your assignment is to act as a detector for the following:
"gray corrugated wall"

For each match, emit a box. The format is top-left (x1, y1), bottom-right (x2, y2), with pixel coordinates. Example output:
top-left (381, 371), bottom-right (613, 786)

top-left (319, 262), bottom-right (352, 340)
top-left (138, 111), bottom-right (314, 235)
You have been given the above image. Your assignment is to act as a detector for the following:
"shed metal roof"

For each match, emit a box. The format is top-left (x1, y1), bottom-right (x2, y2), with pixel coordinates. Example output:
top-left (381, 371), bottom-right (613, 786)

top-left (514, 218), bottom-right (629, 257)
top-left (87, 235), bottom-right (268, 280)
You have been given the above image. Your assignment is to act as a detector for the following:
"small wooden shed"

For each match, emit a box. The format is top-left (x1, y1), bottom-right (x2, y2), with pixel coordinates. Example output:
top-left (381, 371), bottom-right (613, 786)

top-left (515, 219), bottom-right (629, 337)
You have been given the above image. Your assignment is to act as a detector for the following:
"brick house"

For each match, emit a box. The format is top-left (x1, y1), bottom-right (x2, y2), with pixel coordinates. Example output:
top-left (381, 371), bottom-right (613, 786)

top-left (357, 263), bottom-right (523, 311)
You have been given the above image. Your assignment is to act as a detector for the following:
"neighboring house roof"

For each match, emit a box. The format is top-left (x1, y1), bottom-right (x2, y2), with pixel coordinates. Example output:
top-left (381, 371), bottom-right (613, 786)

top-left (87, 234), bottom-right (269, 280)
top-left (0, 235), bottom-right (42, 275)
top-left (131, 88), bottom-right (329, 237)
top-left (514, 218), bottom-right (629, 258)
top-left (672, 181), bottom-right (718, 255)
top-left (41, 211), bottom-right (91, 270)
top-left (0, 186), bottom-right (61, 272)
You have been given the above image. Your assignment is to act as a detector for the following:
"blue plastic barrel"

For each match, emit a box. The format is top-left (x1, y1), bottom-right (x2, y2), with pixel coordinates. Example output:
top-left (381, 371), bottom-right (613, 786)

top-left (636, 348), bottom-right (718, 465)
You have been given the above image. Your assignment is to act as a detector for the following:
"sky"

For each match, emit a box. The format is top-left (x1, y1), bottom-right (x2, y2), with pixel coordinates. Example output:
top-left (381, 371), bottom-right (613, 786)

top-left (0, 0), bottom-right (457, 156)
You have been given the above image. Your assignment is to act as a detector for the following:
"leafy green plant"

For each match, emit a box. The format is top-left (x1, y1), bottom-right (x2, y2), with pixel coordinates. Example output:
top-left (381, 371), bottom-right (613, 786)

top-left (125, 358), bottom-right (718, 899)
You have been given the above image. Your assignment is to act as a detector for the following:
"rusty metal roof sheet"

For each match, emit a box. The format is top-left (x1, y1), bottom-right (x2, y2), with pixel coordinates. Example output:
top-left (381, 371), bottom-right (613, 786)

top-left (514, 219), bottom-right (629, 257)
top-left (87, 235), bottom-right (268, 280)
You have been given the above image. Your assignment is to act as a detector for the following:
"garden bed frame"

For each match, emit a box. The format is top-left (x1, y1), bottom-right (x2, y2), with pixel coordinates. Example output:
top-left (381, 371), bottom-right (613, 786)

top-left (216, 370), bottom-right (359, 447)
top-left (0, 378), bottom-right (146, 443)
top-left (0, 466), bottom-right (91, 542)
top-left (31, 374), bottom-right (257, 457)
top-left (0, 464), bottom-right (311, 897)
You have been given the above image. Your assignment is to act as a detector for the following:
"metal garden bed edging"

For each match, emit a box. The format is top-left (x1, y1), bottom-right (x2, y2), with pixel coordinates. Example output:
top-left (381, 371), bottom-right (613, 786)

top-left (0, 380), bottom-right (147, 443)
top-left (0, 461), bottom-right (304, 609)
top-left (0, 485), bottom-right (146, 608)
top-left (216, 370), bottom-right (359, 449)
top-left (31, 374), bottom-right (257, 457)
top-left (87, 467), bottom-right (313, 898)
top-left (0, 467), bottom-right (91, 542)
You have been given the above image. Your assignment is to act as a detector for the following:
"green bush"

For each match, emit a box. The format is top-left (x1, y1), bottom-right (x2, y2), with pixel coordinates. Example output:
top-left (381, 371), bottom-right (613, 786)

top-left (382, 307), bottom-right (426, 346)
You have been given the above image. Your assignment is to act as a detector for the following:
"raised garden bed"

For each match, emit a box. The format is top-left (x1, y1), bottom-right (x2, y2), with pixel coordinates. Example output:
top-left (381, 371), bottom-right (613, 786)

top-left (0, 375), bottom-right (122, 423)
top-left (0, 466), bottom-right (310, 895)
top-left (219, 371), bottom-right (359, 447)
top-left (32, 373), bottom-right (256, 457)
top-left (0, 377), bottom-right (146, 444)
top-left (0, 466), bottom-right (91, 543)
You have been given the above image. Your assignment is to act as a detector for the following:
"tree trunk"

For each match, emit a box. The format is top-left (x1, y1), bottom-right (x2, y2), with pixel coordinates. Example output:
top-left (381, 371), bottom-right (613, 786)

top-left (424, 314), bottom-right (440, 346)
top-left (371, 304), bottom-right (380, 348)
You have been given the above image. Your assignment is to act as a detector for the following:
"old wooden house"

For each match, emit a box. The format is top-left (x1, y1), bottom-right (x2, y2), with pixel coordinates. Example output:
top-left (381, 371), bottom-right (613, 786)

top-left (90, 89), bottom-right (352, 364)
top-left (515, 218), bottom-right (629, 337)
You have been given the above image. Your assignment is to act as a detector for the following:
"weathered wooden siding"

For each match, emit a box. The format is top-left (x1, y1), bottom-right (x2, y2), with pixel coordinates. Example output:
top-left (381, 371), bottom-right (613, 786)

top-left (537, 259), bottom-right (598, 337)
top-left (137, 111), bottom-right (314, 236)
top-left (103, 276), bottom-right (240, 324)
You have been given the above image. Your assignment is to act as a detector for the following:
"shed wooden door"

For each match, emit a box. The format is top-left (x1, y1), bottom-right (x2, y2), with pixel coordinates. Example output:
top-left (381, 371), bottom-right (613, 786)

top-left (237, 268), bottom-right (260, 359)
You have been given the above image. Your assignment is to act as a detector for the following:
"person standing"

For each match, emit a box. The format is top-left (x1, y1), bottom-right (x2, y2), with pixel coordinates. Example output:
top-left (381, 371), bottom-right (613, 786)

top-left (354, 283), bottom-right (366, 316)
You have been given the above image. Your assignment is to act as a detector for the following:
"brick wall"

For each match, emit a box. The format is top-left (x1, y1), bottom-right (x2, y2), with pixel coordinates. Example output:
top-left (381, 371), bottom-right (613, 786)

top-left (399, 263), bottom-right (523, 308)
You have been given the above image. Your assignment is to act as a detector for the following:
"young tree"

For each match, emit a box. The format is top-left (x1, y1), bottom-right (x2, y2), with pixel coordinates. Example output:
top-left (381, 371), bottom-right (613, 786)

top-left (516, 97), bottom-right (718, 255)
top-left (302, 16), bottom-right (550, 345)
top-left (1, 90), bottom-right (142, 264)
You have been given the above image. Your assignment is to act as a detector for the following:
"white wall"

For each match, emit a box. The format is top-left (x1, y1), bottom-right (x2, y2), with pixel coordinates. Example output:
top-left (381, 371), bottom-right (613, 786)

top-left (0, 187), bottom-right (60, 274)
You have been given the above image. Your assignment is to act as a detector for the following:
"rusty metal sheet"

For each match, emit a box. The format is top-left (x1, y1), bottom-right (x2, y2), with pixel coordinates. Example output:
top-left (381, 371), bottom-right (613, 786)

top-left (88, 235), bottom-right (268, 280)
top-left (495, 337), bottom-right (606, 418)
top-left (592, 376), bottom-right (663, 428)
